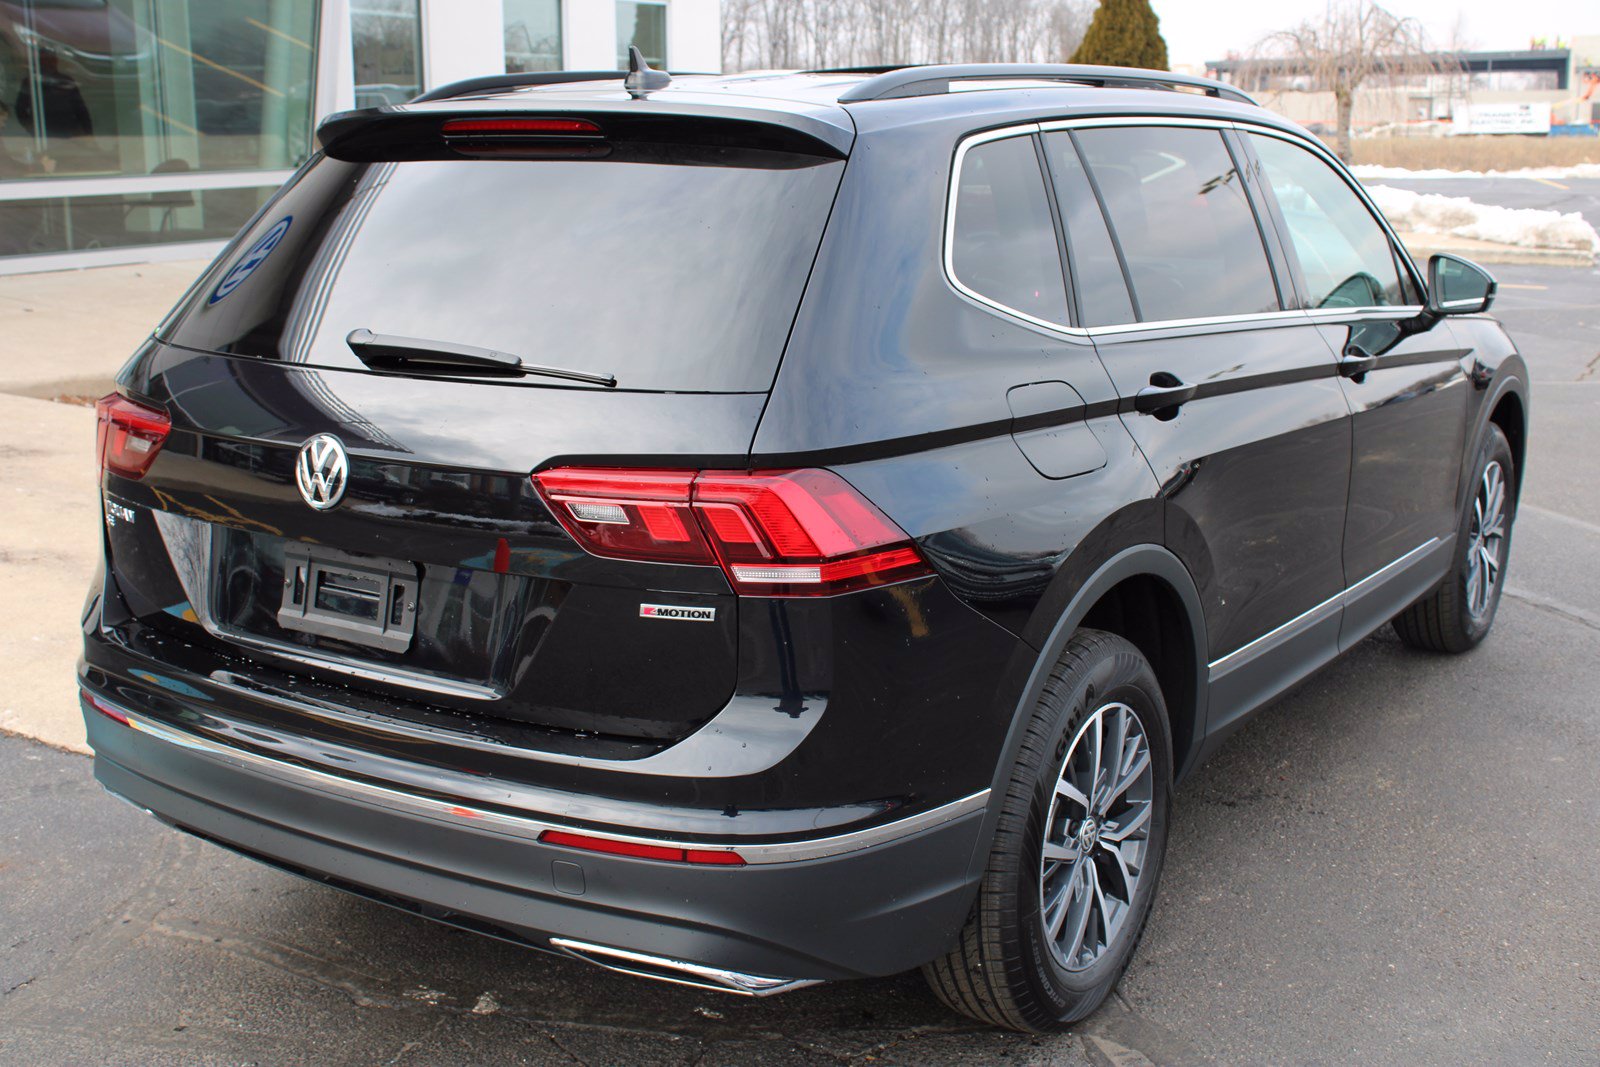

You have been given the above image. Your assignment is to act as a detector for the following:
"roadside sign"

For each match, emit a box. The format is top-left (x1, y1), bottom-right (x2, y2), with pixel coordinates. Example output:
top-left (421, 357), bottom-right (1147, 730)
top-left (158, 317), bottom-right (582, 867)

top-left (1453, 102), bottom-right (1553, 135)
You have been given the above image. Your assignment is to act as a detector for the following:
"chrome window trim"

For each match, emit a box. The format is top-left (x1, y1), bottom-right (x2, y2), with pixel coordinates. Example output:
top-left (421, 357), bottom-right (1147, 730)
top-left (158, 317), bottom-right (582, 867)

top-left (94, 697), bottom-right (990, 865)
top-left (940, 113), bottom-right (1430, 338)
top-left (1085, 308), bottom-right (1308, 338)
top-left (942, 122), bottom-right (1073, 334)
top-left (1303, 305), bottom-right (1425, 322)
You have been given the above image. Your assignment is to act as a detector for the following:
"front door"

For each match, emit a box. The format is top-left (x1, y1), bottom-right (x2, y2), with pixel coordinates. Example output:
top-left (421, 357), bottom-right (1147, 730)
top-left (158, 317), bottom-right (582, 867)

top-left (1241, 130), bottom-right (1471, 647)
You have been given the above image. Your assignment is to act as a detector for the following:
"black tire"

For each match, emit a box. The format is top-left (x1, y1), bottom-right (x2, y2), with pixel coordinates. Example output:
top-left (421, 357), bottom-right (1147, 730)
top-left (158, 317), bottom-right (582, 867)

top-left (922, 629), bottom-right (1172, 1032)
top-left (1393, 424), bottom-right (1517, 654)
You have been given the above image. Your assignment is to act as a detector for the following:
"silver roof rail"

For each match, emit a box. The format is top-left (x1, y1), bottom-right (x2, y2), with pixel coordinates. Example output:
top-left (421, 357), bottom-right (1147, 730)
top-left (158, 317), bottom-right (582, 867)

top-left (833, 64), bottom-right (1257, 106)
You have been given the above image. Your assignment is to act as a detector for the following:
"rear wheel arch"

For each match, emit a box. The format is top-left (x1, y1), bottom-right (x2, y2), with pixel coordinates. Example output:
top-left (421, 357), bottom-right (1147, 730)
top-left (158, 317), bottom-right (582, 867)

top-left (967, 545), bottom-right (1208, 882)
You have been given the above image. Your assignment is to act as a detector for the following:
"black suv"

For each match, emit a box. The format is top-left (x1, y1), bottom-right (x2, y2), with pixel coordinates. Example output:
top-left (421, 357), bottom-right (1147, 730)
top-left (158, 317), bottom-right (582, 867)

top-left (81, 61), bottom-right (1527, 1031)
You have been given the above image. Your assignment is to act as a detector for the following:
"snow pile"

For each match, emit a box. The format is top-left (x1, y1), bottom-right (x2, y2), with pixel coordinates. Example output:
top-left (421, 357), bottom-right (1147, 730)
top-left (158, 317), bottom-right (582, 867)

top-left (1366, 184), bottom-right (1600, 252)
top-left (1353, 163), bottom-right (1600, 181)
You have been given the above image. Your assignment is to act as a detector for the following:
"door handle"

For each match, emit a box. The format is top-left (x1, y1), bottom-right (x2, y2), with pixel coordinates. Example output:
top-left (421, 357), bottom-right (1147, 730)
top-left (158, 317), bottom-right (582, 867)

top-left (1134, 374), bottom-right (1198, 416)
top-left (1338, 345), bottom-right (1379, 381)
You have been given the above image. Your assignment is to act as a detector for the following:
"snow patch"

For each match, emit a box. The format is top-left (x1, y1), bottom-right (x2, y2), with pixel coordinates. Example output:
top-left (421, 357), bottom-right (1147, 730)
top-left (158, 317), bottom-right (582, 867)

top-left (1366, 185), bottom-right (1600, 252)
top-left (1352, 163), bottom-right (1600, 181)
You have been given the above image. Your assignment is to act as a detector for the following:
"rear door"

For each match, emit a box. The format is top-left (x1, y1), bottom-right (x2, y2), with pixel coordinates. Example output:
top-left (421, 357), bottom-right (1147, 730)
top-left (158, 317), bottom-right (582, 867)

top-left (1240, 130), bottom-right (1471, 646)
top-left (105, 114), bottom-right (846, 743)
top-left (1046, 122), bottom-right (1353, 728)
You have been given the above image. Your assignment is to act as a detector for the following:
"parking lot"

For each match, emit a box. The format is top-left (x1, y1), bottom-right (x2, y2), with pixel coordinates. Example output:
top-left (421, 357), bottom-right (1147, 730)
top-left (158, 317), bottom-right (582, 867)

top-left (2, 180), bottom-right (1598, 1066)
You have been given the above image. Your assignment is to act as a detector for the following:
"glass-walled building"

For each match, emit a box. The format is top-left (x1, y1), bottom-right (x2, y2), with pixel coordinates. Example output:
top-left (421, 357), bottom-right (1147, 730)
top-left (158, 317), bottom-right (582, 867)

top-left (0, 0), bottom-right (720, 273)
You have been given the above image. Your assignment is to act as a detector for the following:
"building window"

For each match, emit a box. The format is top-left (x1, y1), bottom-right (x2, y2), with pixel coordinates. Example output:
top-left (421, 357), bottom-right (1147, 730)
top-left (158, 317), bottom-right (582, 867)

top-left (616, 1), bottom-right (666, 69)
top-left (505, 0), bottom-right (562, 74)
top-left (0, 0), bottom-right (318, 259)
top-left (352, 0), bottom-right (422, 108)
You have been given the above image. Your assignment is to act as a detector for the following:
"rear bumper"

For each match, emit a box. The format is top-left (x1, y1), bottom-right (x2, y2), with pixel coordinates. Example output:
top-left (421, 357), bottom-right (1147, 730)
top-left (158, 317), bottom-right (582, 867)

top-left (83, 693), bottom-right (988, 983)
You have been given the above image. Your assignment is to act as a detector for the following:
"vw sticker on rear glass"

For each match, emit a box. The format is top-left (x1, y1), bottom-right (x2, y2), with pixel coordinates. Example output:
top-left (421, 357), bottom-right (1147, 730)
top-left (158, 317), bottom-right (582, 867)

top-left (640, 604), bottom-right (716, 622)
top-left (209, 216), bottom-right (292, 304)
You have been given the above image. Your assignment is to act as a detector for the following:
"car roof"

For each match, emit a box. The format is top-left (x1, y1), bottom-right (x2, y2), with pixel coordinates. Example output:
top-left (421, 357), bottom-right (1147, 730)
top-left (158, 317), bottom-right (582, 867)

top-left (329, 66), bottom-right (1314, 160)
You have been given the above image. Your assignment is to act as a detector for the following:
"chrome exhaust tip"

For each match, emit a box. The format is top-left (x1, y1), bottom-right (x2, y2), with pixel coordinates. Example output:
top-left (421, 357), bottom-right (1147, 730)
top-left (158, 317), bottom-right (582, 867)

top-left (549, 937), bottom-right (821, 997)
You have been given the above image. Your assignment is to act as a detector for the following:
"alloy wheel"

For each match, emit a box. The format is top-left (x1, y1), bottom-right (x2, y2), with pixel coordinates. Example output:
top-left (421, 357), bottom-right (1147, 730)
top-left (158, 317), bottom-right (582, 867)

top-left (1465, 460), bottom-right (1507, 620)
top-left (1039, 700), bottom-right (1155, 972)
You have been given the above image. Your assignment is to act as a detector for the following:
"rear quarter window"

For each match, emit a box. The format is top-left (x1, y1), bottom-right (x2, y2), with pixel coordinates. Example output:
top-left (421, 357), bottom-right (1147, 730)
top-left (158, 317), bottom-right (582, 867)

top-left (949, 134), bottom-right (1070, 326)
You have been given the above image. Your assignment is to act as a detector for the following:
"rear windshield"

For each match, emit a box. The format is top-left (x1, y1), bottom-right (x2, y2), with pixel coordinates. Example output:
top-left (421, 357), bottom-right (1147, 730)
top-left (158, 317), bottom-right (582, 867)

top-left (161, 149), bottom-right (844, 392)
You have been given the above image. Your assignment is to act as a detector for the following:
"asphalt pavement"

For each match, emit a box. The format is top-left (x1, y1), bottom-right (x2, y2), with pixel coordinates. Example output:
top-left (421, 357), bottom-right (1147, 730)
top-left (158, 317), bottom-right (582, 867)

top-left (1, 185), bottom-right (1597, 1067)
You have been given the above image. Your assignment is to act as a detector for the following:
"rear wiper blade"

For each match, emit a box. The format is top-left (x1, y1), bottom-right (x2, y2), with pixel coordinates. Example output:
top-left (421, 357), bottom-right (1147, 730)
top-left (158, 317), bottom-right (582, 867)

top-left (345, 329), bottom-right (617, 387)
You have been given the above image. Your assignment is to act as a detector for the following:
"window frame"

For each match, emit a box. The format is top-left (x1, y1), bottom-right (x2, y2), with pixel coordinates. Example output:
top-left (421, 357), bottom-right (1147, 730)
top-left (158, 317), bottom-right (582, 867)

top-left (941, 115), bottom-right (1427, 338)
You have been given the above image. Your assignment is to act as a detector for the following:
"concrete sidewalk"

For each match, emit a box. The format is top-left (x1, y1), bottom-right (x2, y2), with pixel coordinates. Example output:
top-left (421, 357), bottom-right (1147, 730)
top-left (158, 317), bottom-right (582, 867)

top-left (0, 260), bottom-right (204, 752)
top-left (0, 260), bottom-right (206, 400)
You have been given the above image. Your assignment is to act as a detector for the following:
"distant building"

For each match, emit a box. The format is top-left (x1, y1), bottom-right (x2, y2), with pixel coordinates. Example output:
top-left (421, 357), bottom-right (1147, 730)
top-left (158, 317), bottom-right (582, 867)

top-left (0, 0), bottom-right (721, 274)
top-left (1205, 36), bottom-right (1600, 134)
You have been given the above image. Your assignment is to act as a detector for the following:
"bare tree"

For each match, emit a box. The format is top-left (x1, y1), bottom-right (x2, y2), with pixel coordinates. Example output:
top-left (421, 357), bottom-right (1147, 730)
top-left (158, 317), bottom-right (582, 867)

top-left (1254, 0), bottom-right (1442, 161)
top-left (721, 0), bottom-right (1092, 74)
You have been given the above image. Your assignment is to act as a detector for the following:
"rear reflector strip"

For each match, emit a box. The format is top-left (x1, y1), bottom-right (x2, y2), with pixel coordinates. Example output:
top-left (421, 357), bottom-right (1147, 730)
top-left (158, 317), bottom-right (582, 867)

top-left (539, 829), bottom-right (746, 866)
top-left (81, 689), bottom-right (130, 725)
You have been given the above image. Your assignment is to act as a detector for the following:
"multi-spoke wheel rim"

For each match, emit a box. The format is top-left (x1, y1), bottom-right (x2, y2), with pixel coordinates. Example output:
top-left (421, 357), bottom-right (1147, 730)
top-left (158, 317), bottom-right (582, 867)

top-left (1039, 701), bottom-right (1154, 973)
top-left (1465, 460), bottom-right (1507, 620)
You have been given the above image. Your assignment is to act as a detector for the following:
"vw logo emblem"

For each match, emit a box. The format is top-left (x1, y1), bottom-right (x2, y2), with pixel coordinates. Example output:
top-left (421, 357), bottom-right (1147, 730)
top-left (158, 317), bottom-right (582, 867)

top-left (295, 434), bottom-right (349, 511)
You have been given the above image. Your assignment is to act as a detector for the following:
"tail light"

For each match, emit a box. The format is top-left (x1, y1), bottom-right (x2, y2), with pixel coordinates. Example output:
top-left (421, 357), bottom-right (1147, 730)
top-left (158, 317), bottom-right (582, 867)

top-left (532, 467), bottom-right (932, 597)
top-left (95, 392), bottom-right (170, 480)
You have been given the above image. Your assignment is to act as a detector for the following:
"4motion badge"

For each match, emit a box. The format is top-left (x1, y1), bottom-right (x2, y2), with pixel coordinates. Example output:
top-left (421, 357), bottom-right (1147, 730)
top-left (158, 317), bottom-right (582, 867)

top-left (639, 604), bottom-right (716, 622)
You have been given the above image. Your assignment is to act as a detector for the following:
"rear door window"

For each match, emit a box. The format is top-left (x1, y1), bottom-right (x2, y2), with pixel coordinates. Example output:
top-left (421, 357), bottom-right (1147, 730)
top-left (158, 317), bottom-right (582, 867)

top-left (950, 134), bottom-right (1070, 326)
top-left (1073, 126), bottom-right (1282, 323)
top-left (160, 149), bottom-right (845, 393)
top-left (1247, 132), bottom-right (1407, 309)
top-left (1040, 133), bottom-right (1137, 328)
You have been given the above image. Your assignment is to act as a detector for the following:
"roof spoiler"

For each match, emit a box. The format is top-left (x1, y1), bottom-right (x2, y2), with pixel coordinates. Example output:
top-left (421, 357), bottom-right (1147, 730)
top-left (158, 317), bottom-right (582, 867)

top-left (316, 102), bottom-right (853, 162)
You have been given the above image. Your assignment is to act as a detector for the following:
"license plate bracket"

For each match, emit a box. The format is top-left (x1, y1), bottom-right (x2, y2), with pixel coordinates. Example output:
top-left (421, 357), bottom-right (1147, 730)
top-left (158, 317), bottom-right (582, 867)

top-left (277, 544), bottom-right (418, 653)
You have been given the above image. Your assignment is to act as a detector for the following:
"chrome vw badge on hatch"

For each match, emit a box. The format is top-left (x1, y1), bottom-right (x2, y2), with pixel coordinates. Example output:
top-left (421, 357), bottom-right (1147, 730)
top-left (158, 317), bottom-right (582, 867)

top-left (295, 434), bottom-right (349, 511)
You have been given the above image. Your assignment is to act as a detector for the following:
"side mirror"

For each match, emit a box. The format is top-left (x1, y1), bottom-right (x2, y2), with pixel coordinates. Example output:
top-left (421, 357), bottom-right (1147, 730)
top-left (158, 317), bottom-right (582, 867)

top-left (1427, 254), bottom-right (1496, 316)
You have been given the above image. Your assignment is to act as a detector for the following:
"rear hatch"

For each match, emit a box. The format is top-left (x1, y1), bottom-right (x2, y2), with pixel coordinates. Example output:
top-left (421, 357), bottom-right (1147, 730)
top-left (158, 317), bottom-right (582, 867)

top-left (102, 100), bottom-right (848, 744)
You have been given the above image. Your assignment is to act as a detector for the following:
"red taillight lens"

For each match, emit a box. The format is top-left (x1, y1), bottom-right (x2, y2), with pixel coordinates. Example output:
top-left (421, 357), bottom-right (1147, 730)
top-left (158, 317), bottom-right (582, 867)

top-left (531, 467), bottom-right (933, 597)
top-left (95, 392), bottom-right (170, 480)
top-left (533, 468), bottom-right (713, 564)
top-left (693, 469), bottom-right (931, 595)
top-left (538, 830), bottom-right (745, 866)
top-left (442, 117), bottom-right (602, 136)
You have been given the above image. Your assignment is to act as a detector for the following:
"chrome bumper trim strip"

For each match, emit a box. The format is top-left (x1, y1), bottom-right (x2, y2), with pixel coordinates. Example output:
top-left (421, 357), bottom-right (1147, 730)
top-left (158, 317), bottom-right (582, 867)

top-left (92, 697), bottom-right (989, 865)
top-left (548, 937), bottom-right (822, 997)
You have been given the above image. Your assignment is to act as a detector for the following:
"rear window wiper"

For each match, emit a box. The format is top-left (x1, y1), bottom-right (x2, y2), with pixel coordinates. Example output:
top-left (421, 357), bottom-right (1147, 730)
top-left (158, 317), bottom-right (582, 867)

top-left (346, 329), bottom-right (617, 387)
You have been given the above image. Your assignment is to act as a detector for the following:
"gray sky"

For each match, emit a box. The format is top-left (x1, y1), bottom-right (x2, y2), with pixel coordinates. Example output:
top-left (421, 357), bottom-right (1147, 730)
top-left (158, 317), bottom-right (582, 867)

top-left (1152, 0), bottom-right (1588, 68)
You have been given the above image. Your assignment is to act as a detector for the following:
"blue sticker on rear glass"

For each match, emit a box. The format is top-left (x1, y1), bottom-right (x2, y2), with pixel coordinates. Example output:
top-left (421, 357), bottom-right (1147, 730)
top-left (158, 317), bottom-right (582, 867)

top-left (209, 216), bottom-right (292, 304)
